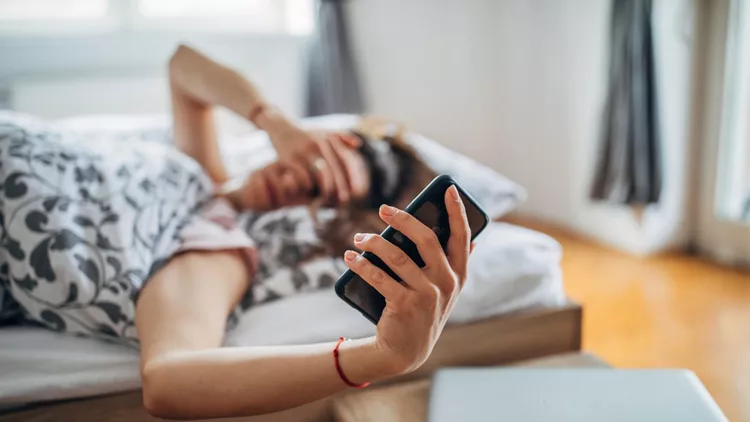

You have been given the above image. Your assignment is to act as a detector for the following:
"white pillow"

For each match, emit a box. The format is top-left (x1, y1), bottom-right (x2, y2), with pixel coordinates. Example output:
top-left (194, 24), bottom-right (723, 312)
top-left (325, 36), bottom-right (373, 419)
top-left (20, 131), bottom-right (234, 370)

top-left (450, 222), bottom-right (565, 322)
top-left (406, 133), bottom-right (525, 219)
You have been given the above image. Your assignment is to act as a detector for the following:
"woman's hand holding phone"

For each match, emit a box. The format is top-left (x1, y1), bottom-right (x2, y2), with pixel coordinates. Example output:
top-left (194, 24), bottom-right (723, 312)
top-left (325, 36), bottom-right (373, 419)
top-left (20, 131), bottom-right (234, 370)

top-left (342, 185), bottom-right (473, 375)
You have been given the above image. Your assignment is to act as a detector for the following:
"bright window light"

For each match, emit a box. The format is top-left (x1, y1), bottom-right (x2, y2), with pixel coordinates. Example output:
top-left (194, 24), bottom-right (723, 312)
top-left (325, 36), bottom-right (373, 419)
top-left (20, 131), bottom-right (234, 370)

top-left (0, 0), bottom-right (313, 35)
top-left (286, 0), bottom-right (315, 35)
top-left (136, 0), bottom-right (313, 34)
top-left (0, 0), bottom-right (108, 20)
top-left (138, 0), bottom-right (272, 18)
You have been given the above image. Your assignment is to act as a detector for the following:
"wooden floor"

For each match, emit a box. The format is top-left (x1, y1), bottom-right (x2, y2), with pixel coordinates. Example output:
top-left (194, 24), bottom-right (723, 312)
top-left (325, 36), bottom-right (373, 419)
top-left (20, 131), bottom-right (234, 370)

top-left (514, 219), bottom-right (750, 422)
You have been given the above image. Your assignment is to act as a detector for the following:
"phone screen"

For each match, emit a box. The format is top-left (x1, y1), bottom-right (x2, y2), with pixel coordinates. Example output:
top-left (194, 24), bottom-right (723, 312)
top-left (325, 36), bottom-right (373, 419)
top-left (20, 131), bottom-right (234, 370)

top-left (342, 189), bottom-right (488, 322)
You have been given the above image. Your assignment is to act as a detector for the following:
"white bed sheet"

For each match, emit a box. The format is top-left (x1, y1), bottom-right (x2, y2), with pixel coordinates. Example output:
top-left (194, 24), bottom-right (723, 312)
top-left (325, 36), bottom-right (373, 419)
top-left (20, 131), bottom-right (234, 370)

top-left (0, 221), bottom-right (564, 408)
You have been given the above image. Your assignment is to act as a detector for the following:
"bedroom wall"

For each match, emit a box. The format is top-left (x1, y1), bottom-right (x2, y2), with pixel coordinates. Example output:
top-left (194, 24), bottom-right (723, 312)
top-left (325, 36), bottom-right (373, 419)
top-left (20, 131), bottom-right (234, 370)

top-left (347, 0), bottom-right (699, 255)
top-left (0, 33), bottom-right (308, 131)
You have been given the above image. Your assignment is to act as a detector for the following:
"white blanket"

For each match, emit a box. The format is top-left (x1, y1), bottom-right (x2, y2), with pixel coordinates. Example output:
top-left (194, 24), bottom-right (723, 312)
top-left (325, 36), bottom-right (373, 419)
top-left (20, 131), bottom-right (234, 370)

top-left (0, 222), bottom-right (564, 407)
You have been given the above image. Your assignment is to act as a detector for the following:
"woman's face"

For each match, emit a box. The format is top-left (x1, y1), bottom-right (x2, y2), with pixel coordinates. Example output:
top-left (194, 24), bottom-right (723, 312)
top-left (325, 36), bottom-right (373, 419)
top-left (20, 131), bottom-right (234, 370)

top-left (240, 147), bottom-right (371, 211)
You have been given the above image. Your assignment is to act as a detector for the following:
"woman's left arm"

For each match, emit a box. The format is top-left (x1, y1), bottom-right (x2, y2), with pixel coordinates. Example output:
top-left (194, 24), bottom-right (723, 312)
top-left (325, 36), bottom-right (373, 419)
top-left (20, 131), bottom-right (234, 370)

top-left (136, 188), bottom-right (473, 419)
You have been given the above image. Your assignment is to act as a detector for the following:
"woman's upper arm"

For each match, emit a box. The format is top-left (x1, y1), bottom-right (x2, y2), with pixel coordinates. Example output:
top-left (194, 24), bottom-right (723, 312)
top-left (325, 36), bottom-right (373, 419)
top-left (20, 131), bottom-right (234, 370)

top-left (135, 250), bottom-right (249, 364)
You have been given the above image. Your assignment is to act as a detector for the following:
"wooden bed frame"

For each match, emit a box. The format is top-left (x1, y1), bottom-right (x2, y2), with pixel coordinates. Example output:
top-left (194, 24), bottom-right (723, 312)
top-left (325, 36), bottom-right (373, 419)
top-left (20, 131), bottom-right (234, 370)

top-left (0, 303), bottom-right (582, 422)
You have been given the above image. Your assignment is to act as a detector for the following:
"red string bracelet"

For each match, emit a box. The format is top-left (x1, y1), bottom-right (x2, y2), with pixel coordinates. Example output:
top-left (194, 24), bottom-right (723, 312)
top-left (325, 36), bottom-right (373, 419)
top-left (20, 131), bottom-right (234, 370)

top-left (333, 337), bottom-right (371, 389)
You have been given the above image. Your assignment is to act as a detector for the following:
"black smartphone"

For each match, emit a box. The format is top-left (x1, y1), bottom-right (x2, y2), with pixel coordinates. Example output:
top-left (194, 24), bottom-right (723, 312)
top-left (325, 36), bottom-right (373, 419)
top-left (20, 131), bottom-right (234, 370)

top-left (334, 174), bottom-right (490, 323)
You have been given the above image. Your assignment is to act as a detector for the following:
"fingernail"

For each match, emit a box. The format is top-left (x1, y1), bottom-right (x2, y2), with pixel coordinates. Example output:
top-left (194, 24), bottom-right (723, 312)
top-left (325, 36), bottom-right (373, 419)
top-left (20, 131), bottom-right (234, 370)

top-left (348, 135), bottom-right (361, 147)
top-left (449, 185), bottom-right (460, 200)
top-left (353, 233), bottom-right (366, 242)
top-left (340, 133), bottom-right (359, 146)
top-left (344, 250), bottom-right (358, 262)
top-left (380, 205), bottom-right (397, 216)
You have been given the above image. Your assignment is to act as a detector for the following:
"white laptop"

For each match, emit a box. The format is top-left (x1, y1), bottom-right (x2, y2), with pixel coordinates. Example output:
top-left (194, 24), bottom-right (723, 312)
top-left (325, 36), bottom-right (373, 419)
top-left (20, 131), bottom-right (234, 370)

top-left (429, 369), bottom-right (727, 422)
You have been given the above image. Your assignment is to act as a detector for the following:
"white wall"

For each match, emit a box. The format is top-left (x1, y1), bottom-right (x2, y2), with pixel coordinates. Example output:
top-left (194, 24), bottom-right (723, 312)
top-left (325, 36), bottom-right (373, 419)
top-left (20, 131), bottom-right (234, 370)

top-left (348, 0), bottom-right (698, 255)
top-left (0, 33), bottom-right (308, 129)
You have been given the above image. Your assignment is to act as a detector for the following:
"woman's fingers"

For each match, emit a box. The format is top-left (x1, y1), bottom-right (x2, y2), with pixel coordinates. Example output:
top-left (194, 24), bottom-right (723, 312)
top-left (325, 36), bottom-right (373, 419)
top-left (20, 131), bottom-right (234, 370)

top-left (444, 185), bottom-right (471, 278)
top-left (378, 204), bottom-right (451, 273)
top-left (344, 250), bottom-right (406, 301)
top-left (352, 233), bottom-right (428, 290)
top-left (330, 135), bottom-right (365, 199)
top-left (308, 150), bottom-right (335, 203)
top-left (319, 135), bottom-right (351, 204)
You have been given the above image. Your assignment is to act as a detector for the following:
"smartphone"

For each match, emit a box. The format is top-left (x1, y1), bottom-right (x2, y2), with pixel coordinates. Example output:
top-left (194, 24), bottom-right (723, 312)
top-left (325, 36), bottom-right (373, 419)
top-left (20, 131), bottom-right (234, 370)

top-left (334, 174), bottom-right (490, 324)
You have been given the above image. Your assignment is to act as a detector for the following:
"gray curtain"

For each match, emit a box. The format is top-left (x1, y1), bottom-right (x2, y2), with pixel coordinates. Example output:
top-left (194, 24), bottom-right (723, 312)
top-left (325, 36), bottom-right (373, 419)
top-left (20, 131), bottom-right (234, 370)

top-left (591, 0), bottom-right (661, 205)
top-left (305, 0), bottom-right (364, 116)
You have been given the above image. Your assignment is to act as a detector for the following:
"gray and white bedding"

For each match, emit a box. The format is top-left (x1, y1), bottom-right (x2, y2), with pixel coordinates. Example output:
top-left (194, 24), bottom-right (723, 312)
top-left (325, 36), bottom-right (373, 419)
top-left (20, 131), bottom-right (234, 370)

top-left (0, 112), bottom-right (213, 345)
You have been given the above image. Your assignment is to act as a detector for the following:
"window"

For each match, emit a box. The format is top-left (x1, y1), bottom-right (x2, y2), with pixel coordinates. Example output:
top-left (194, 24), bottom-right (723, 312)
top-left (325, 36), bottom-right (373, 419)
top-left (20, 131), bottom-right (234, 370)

top-left (0, 0), bottom-right (107, 20)
top-left (0, 0), bottom-right (314, 36)
top-left (715, 0), bottom-right (750, 222)
top-left (138, 0), bottom-right (275, 18)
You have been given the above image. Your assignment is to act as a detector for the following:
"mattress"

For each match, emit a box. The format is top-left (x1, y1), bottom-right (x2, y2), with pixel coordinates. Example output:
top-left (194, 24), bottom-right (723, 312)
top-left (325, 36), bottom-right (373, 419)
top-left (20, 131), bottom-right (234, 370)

top-left (0, 222), bottom-right (564, 408)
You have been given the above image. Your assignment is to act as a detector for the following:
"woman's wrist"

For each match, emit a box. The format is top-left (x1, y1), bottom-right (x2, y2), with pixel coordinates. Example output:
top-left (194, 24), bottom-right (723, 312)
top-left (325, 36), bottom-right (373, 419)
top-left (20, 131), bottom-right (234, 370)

top-left (336, 337), bottom-right (410, 386)
top-left (253, 106), bottom-right (293, 138)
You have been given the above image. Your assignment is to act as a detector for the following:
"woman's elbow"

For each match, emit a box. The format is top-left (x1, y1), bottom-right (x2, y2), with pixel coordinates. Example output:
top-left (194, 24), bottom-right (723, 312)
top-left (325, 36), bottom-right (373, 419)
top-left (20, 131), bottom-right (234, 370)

top-left (168, 44), bottom-right (190, 80)
top-left (141, 364), bottom-right (184, 420)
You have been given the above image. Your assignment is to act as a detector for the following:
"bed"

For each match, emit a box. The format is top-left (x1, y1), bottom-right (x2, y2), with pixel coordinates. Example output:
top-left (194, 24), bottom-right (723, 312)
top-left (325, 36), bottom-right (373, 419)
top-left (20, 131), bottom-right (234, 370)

top-left (0, 305), bottom-right (581, 422)
top-left (0, 222), bottom-right (578, 422)
top-left (0, 114), bottom-right (579, 421)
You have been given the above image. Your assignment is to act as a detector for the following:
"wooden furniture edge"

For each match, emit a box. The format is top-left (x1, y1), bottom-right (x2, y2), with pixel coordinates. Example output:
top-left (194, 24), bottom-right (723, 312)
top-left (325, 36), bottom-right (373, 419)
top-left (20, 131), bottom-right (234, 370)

top-left (400, 301), bottom-right (583, 382)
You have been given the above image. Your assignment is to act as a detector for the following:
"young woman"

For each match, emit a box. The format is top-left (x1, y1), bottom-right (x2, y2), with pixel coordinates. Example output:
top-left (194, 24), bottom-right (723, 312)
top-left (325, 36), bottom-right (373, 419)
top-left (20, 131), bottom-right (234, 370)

top-left (0, 45), bottom-right (473, 419)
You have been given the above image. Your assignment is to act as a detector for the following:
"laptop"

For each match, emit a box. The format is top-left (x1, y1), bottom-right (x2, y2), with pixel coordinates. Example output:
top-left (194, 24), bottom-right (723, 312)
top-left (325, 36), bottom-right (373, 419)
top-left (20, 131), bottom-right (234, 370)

top-left (429, 369), bottom-right (727, 422)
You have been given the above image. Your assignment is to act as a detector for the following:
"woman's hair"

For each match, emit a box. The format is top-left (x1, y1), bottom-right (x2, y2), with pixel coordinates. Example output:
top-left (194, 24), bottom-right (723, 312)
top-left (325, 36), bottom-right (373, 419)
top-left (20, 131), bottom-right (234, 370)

top-left (315, 117), bottom-right (438, 258)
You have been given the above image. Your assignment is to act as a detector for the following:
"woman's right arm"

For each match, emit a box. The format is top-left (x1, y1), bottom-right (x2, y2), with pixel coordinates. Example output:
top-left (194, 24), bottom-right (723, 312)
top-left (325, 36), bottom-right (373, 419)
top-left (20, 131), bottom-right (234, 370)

top-left (136, 187), bottom-right (472, 419)
top-left (168, 44), bottom-right (283, 184)
top-left (168, 44), bottom-right (359, 206)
